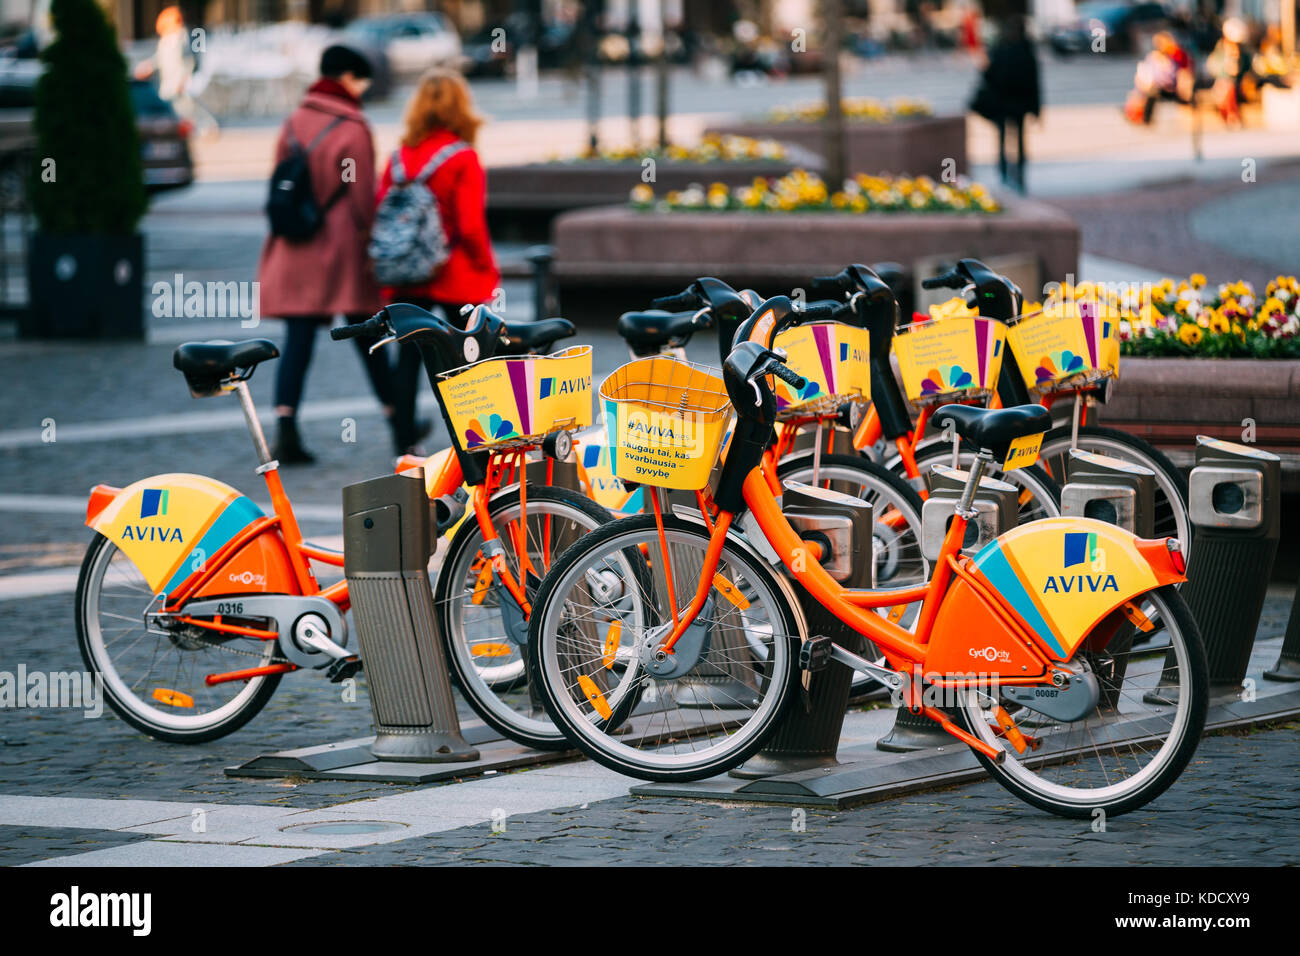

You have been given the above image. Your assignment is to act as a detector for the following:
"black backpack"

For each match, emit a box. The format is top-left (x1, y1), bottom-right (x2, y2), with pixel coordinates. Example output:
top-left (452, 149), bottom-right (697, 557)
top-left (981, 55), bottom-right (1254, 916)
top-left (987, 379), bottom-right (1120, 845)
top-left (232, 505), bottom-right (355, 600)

top-left (265, 116), bottom-right (346, 241)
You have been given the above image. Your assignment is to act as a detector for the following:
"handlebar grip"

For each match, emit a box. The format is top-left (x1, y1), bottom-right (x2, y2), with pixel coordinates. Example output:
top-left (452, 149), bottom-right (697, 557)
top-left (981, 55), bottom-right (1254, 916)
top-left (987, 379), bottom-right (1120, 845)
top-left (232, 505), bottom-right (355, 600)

top-left (770, 361), bottom-right (807, 391)
top-left (798, 304), bottom-right (837, 322)
top-left (808, 275), bottom-right (845, 297)
top-left (921, 271), bottom-right (964, 291)
top-left (650, 291), bottom-right (700, 312)
top-left (330, 315), bottom-right (384, 341)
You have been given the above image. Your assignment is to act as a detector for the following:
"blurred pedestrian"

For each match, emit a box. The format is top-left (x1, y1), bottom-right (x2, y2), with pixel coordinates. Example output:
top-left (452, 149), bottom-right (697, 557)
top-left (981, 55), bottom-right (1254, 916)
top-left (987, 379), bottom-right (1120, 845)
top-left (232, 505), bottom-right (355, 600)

top-left (1253, 26), bottom-right (1292, 90)
top-left (374, 68), bottom-right (501, 457)
top-left (1207, 17), bottom-right (1256, 125)
top-left (1128, 31), bottom-right (1194, 125)
top-left (133, 5), bottom-right (217, 136)
top-left (257, 45), bottom-right (406, 465)
top-left (970, 15), bottom-right (1039, 193)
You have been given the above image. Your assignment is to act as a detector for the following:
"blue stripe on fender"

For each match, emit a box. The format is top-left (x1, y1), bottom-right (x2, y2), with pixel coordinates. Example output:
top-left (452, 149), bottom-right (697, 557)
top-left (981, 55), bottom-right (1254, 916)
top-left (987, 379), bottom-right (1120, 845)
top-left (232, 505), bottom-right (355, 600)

top-left (972, 543), bottom-right (1065, 658)
top-left (162, 496), bottom-right (266, 595)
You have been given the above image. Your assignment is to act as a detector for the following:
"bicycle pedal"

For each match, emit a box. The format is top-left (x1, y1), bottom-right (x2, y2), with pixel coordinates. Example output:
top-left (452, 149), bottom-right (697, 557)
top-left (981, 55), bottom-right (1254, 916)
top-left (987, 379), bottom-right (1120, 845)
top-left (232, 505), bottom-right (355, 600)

top-left (327, 656), bottom-right (363, 683)
top-left (799, 635), bottom-right (833, 673)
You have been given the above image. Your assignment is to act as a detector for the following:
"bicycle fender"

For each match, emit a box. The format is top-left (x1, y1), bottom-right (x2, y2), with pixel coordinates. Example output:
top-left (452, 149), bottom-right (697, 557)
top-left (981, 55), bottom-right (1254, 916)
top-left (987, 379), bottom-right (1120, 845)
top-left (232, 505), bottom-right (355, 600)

top-left (964, 517), bottom-right (1184, 663)
top-left (85, 474), bottom-right (267, 596)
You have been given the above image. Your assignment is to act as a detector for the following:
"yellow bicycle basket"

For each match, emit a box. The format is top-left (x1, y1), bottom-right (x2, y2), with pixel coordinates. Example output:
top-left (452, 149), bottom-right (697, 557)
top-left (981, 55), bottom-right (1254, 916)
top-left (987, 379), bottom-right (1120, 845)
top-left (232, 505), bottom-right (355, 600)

top-left (891, 315), bottom-right (1007, 405)
top-left (600, 356), bottom-right (732, 491)
top-left (772, 320), bottom-right (871, 419)
top-left (437, 345), bottom-right (593, 452)
top-left (1006, 300), bottom-right (1120, 393)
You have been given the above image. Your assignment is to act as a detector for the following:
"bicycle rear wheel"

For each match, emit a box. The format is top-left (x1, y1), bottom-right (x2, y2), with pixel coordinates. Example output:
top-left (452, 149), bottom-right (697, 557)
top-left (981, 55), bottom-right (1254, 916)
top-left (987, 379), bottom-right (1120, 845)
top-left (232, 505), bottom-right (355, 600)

top-left (75, 533), bottom-right (282, 743)
top-left (529, 514), bottom-right (802, 782)
top-left (955, 585), bottom-right (1207, 818)
top-left (1038, 426), bottom-right (1192, 558)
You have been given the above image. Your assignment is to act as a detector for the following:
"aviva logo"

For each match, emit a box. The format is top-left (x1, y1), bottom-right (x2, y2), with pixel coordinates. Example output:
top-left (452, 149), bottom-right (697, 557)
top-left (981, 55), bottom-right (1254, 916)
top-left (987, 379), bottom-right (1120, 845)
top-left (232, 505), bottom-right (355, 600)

top-left (1046, 531), bottom-right (1116, 594)
top-left (540, 376), bottom-right (590, 399)
top-left (139, 488), bottom-right (169, 519)
top-left (1063, 531), bottom-right (1098, 568)
top-left (838, 343), bottom-right (867, 362)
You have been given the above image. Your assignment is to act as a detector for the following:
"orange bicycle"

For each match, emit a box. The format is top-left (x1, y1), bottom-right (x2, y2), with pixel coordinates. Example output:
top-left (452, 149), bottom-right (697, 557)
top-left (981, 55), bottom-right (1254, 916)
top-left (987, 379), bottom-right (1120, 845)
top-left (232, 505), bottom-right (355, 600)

top-left (74, 305), bottom-right (619, 748)
top-left (527, 294), bottom-right (1208, 818)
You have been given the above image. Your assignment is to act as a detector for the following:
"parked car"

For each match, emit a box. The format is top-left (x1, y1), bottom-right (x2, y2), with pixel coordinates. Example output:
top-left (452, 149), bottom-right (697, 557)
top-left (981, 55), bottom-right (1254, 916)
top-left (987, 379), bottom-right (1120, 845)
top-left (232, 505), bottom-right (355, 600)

top-left (343, 13), bottom-right (464, 76)
top-left (0, 56), bottom-right (192, 193)
top-left (1049, 2), bottom-right (1171, 55)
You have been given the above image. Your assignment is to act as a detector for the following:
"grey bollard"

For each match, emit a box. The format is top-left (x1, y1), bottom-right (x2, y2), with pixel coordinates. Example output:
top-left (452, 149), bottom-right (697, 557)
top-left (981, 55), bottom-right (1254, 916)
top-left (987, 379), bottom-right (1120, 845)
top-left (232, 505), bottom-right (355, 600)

top-left (730, 480), bottom-right (874, 777)
top-left (1177, 437), bottom-right (1281, 690)
top-left (1061, 449), bottom-right (1156, 708)
top-left (879, 464), bottom-right (1019, 752)
top-left (344, 470), bottom-right (478, 763)
top-left (1264, 578), bottom-right (1300, 682)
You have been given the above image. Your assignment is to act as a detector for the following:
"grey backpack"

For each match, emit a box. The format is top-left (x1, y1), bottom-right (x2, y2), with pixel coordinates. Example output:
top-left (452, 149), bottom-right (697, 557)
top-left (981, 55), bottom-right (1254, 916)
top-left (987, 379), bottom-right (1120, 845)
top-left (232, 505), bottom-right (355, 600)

top-left (369, 140), bottom-right (468, 286)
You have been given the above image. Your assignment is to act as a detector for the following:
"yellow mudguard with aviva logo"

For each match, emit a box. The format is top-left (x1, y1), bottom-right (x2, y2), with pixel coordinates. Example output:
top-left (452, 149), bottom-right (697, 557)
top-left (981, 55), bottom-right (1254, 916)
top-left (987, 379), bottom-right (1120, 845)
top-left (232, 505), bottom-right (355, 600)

top-left (928, 517), bottom-right (1184, 673)
top-left (86, 474), bottom-right (271, 598)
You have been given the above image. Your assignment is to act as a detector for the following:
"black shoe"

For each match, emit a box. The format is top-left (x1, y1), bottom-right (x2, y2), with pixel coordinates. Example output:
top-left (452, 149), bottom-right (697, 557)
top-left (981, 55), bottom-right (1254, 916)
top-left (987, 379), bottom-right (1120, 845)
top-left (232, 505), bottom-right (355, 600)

top-left (273, 417), bottom-right (316, 466)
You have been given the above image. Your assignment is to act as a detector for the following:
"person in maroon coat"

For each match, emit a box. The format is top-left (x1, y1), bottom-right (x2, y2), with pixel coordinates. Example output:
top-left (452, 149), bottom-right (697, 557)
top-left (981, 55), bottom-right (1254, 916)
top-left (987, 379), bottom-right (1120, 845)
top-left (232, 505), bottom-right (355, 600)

top-left (375, 68), bottom-right (501, 456)
top-left (257, 45), bottom-right (416, 463)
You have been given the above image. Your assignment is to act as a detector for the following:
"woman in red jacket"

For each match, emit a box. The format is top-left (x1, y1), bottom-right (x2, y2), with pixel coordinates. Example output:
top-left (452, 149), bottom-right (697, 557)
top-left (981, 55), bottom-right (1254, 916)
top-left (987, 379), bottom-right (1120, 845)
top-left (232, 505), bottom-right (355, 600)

top-left (376, 68), bottom-right (500, 455)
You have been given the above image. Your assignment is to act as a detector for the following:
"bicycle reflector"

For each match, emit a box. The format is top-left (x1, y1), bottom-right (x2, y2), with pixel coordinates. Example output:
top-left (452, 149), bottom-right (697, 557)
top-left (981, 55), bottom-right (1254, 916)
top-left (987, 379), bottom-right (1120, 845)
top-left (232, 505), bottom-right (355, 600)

top-left (1166, 538), bottom-right (1186, 575)
top-left (152, 688), bottom-right (194, 708)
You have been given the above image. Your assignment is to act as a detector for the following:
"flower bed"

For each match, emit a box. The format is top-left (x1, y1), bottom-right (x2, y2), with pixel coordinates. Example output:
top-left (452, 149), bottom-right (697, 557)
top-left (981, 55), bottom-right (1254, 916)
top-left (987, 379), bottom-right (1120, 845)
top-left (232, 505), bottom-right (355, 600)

top-left (629, 170), bottom-right (1000, 215)
top-left (704, 113), bottom-right (967, 181)
top-left (555, 133), bottom-right (791, 164)
top-left (767, 96), bottom-right (933, 124)
top-left (1015, 276), bottom-right (1300, 359)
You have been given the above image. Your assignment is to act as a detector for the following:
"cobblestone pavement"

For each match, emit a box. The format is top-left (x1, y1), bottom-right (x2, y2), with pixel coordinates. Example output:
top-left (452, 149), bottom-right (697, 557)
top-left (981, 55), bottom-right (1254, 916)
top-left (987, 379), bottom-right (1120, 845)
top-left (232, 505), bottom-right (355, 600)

top-left (274, 725), bottom-right (1300, 867)
top-left (1047, 159), bottom-right (1300, 290)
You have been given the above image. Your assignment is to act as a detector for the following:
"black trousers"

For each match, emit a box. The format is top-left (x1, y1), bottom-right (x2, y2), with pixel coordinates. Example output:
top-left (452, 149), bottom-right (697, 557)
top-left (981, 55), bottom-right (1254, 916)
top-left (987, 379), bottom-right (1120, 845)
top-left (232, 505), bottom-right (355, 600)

top-left (996, 115), bottom-right (1026, 191)
top-left (273, 314), bottom-right (397, 412)
top-left (390, 297), bottom-right (466, 453)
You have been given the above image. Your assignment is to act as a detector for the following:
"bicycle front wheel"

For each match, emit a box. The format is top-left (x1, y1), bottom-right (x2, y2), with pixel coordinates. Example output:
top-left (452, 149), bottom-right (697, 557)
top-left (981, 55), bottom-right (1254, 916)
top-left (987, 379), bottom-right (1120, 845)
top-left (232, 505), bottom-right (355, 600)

top-left (529, 514), bottom-right (803, 782)
top-left (956, 585), bottom-right (1207, 818)
top-left (435, 484), bottom-right (622, 751)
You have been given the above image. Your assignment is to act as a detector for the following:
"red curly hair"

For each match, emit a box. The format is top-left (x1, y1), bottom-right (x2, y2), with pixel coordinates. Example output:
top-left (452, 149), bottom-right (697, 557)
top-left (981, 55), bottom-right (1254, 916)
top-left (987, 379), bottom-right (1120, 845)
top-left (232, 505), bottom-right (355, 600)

top-left (402, 68), bottom-right (485, 148)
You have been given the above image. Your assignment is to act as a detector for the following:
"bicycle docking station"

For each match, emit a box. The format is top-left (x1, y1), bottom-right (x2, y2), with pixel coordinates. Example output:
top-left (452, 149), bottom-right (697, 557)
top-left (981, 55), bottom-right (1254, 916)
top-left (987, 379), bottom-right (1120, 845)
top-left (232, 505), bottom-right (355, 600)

top-left (1163, 438), bottom-right (1300, 715)
top-left (227, 469), bottom-right (573, 784)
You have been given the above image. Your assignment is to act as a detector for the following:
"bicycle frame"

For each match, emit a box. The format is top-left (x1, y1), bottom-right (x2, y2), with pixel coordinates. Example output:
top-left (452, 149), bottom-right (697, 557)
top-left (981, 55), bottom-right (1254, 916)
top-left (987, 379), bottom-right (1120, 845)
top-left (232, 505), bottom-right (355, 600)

top-left (642, 440), bottom-right (1185, 760)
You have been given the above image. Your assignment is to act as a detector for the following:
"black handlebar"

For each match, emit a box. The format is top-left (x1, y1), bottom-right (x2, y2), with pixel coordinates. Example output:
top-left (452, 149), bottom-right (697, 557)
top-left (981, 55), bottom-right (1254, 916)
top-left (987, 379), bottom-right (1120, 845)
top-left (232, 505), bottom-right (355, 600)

top-left (650, 290), bottom-right (701, 312)
top-left (808, 275), bottom-right (848, 297)
top-left (330, 314), bottom-right (387, 341)
top-left (921, 271), bottom-right (965, 291)
top-left (796, 303), bottom-right (837, 322)
top-left (768, 361), bottom-right (807, 391)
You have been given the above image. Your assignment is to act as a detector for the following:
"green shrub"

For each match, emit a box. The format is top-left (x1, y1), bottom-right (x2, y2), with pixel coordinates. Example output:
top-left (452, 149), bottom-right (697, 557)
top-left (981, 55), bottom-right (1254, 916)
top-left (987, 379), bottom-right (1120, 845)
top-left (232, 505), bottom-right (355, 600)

top-left (29, 0), bottom-right (147, 234)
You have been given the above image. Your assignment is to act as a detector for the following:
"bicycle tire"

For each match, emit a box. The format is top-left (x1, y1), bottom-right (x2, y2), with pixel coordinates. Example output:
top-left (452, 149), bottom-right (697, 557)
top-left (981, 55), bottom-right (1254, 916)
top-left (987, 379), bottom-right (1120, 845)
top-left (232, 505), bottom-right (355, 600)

top-left (435, 484), bottom-right (618, 751)
top-left (528, 514), bottom-right (803, 782)
top-left (75, 533), bottom-right (283, 744)
top-left (956, 584), bottom-right (1208, 818)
